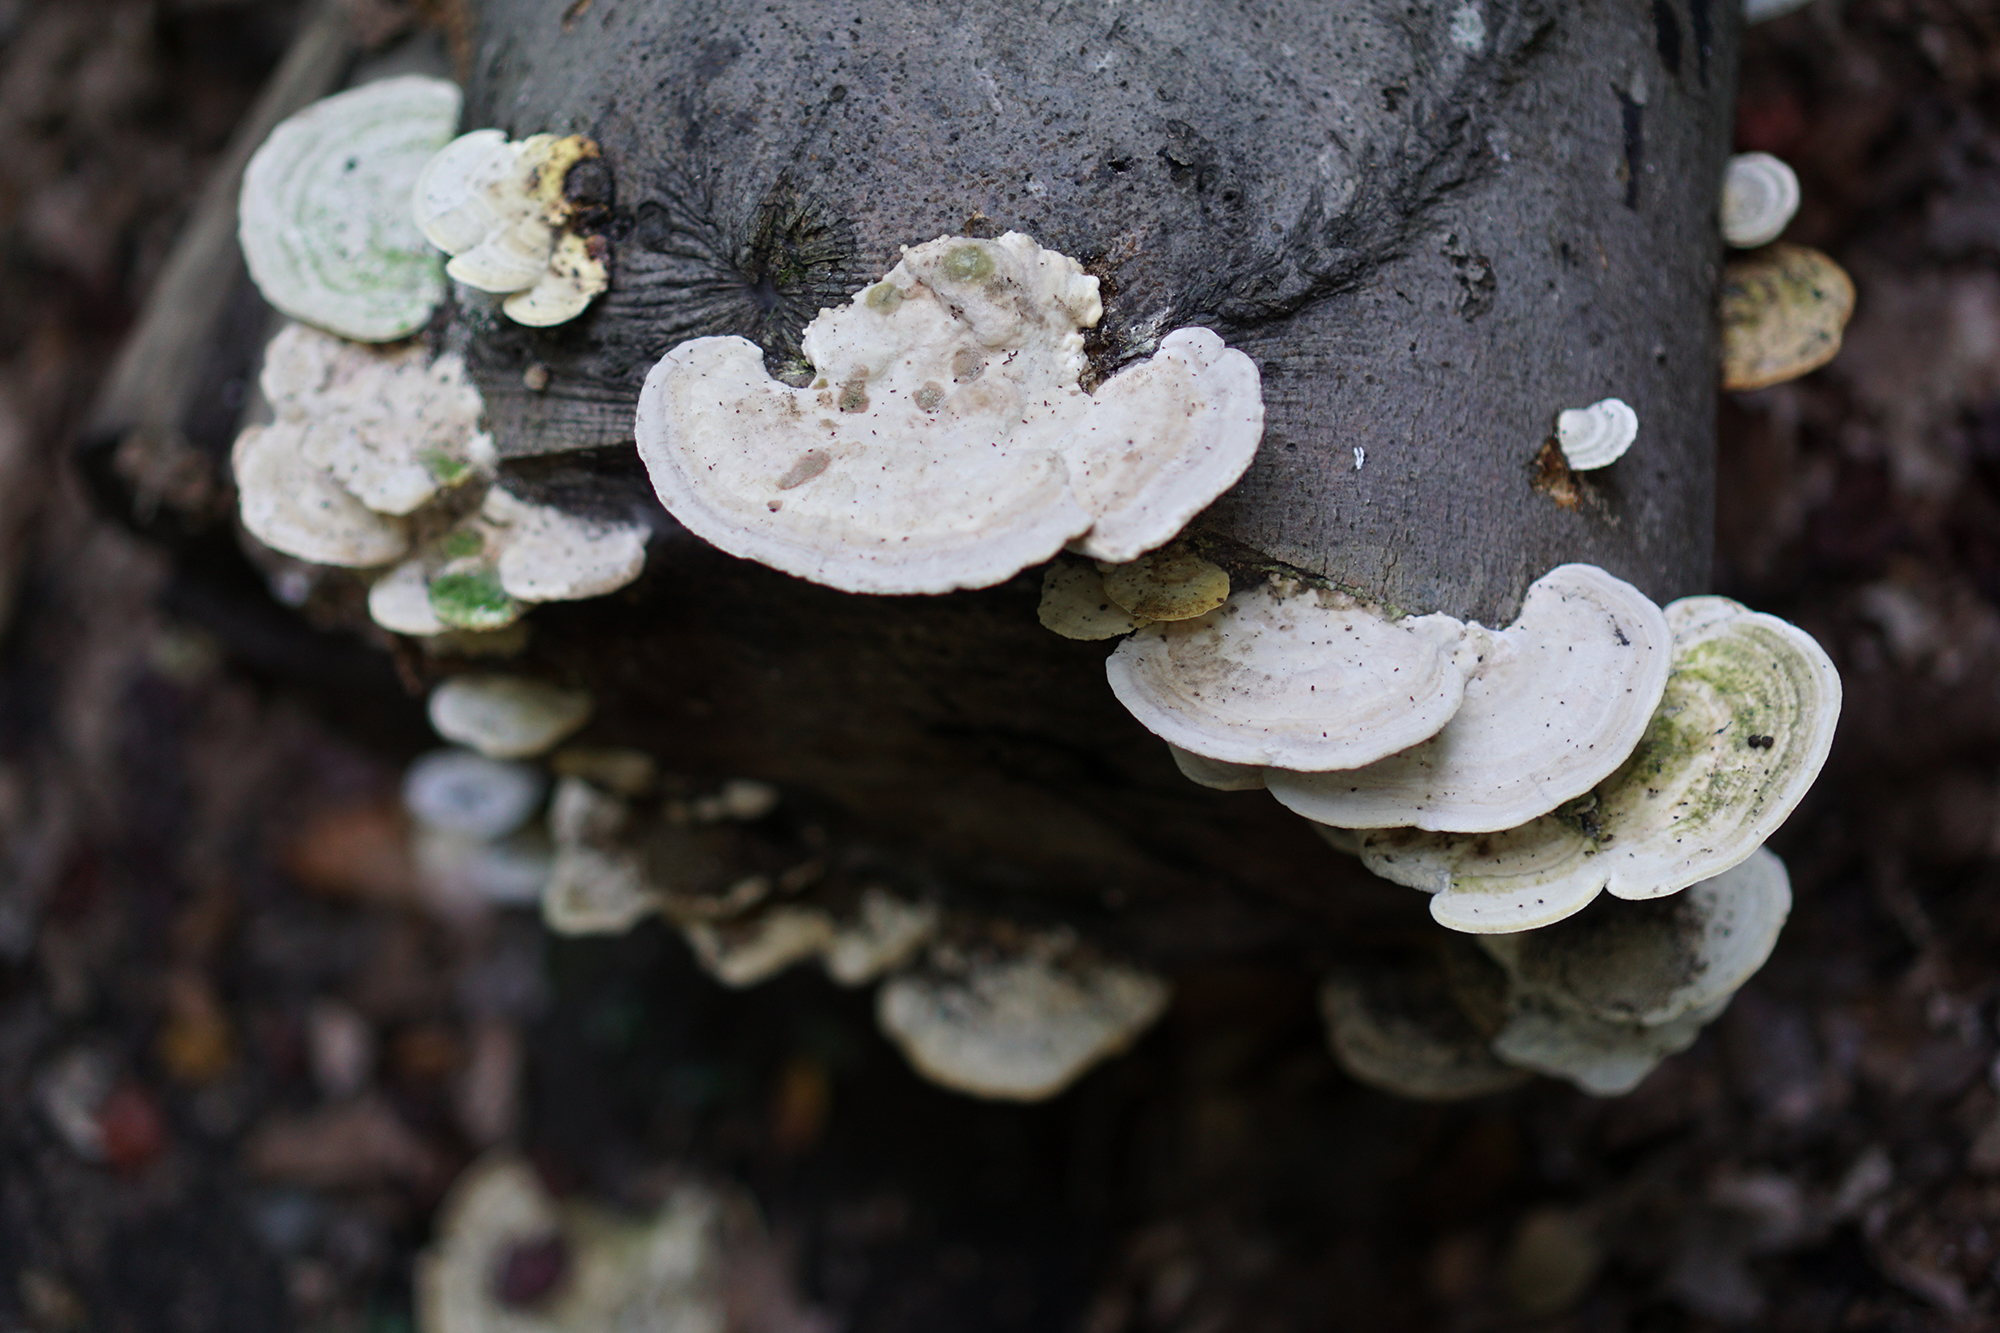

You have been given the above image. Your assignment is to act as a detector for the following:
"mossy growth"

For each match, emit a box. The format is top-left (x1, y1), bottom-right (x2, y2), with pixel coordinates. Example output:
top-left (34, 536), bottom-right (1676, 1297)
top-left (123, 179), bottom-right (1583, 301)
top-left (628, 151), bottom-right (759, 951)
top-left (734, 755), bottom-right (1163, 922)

top-left (429, 566), bottom-right (520, 630)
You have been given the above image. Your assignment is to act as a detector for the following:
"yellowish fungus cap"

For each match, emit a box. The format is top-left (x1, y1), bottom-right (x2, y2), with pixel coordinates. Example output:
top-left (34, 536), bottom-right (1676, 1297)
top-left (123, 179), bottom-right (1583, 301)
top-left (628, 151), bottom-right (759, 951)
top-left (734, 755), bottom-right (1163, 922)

top-left (1097, 544), bottom-right (1230, 621)
top-left (1721, 244), bottom-right (1856, 392)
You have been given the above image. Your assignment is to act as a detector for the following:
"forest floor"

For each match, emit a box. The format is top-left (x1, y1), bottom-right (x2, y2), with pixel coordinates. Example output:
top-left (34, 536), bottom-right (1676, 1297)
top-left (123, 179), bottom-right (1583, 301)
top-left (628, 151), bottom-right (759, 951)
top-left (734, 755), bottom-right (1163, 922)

top-left (2, 0), bottom-right (1999, 1330)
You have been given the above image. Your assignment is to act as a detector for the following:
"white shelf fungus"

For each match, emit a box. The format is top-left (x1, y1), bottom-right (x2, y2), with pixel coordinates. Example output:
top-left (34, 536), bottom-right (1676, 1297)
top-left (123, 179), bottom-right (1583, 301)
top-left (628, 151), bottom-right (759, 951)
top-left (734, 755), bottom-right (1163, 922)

top-left (1721, 243), bottom-right (1856, 392)
top-left (1720, 152), bottom-right (1801, 249)
top-left (1106, 578), bottom-right (1477, 770)
top-left (1481, 846), bottom-right (1792, 1031)
top-left (417, 1154), bottom-right (725, 1333)
top-left (232, 420), bottom-right (410, 566)
top-left (403, 749), bottom-right (546, 841)
top-left (1037, 562), bottom-right (1146, 641)
top-left (1554, 397), bottom-right (1638, 471)
top-left (542, 778), bottom-right (661, 936)
top-left (1167, 744), bottom-right (1266, 792)
top-left (428, 675), bottom-right (594, 760)
top-left (633, 232), bottom-right (1262, 595)
top-left (413, 131), bottom-right (610, 327)
top-left (820, 888), bottom-right (941, 987)
top-left (683, 908), bottom-right (839, 988)
top-left (239, 76), bottom-right (461, 342)
top-left (368, 490), bottom-right (648, 637)
top-left (260, 322), bottom-right (493, 517)
top-left (1358, 595), bottom-right (1840, 934)
top-left (875, 933), bottom-right (1170, 1101)
top-left (1268, 565), bottom-right (1670, 832)
top-left (1319, 964), bottom-right (1530, 1100)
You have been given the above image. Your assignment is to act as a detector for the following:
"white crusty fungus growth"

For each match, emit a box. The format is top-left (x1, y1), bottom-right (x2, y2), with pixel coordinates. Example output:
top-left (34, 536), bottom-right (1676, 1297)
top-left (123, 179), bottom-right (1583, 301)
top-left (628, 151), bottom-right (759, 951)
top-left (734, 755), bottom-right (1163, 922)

top-left (260, 322), bottom-right (492, 517)
top-left (428, 675), bottom-right (594, 760)
top-left (1106, 577), bottom-right (1477, 770)
top-left (1721, 243), bottom-right (1856, 392)
top-left (1554, 397), bottom-right (1638, 471)
top-left (413, 131), bottom-right (610, 327)
top-left (1720, 152), bottom-right (1801, 249)
top-left (1037, 561), bottom-right (1147, 641)
top-left (684, 908), bottom-right (837, 988)
top-left (874, 929), bottom-right (1170, 1101)
top-left (239, 76), bottom-right (461, 342)
top-left (1097, 543), bottom-right (1230, 621)
top-left (1267, 565), bottom-right (1670, 832)
top-left (1357, 596), bottom-right (1839, 933)
top-left (633, 232), bottom-right (1263, 594)
top-left (416, 1154), bottom-right (725, 1333)
top-left (820, 888), bottom-right (941, 986)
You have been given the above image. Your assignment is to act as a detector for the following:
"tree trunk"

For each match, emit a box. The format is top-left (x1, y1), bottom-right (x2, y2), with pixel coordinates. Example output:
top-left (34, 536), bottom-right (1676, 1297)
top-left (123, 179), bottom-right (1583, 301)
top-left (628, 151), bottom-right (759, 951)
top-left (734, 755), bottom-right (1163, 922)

top-left (421, 0), bottom-right (1742, 956)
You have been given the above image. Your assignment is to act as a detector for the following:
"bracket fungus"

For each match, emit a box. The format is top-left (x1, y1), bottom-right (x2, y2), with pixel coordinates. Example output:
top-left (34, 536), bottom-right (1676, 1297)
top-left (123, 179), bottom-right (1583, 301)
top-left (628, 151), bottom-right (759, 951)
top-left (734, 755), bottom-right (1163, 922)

top-left (1106, 577), bottom-right (1477, 770)
top-left (1554, 398), bottom-right (1639, 471)
top-left (239, 76), bottom-right (461, 342)
top-left (1097, 544), bottom-right (1231, 622)
top-left (417, 1154), bottom-right (725, 1333)
top-left (1720, 152), bottom-right (1802, 249)
top-left (1355, 596), bottom-right (1839, 933)
top-left (1037, 561), bottom-right (1147, 641)
top-left (1319, 960), bottom-right (1531, 1101)
top-left (413, 131), bottom-right (610, 327)
top-left (874, 930), bottom-right (1170, 1101)
top-left (633, 233), bottom-right (1262, 595)
top-left (232, 419), bottom-right (410, 567)
top-left (403, 749), bottom-right (546, 842)
top-left (260, 322), bottom-right (492, 518)
top-left (1266, 565), bottom-right (1670, 833)
top-left (428, 675), bottom-right (594, 760)
top-left (369, 489), bottom-right (648, 636)
top-left (1721, 244), bottom-right (1857, 392)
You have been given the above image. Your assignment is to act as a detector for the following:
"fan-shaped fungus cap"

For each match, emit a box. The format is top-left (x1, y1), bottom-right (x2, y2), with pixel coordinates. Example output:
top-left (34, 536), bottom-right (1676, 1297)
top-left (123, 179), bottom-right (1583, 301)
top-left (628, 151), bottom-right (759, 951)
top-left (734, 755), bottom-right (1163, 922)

top-left (683, 908), bottom-right (838, 988)
top-left (1106, 577), bottom-right (1475, 770)
top-left (238, 76), bottom-right (461, 342)
top-left (874, 931), bottom-right (1170, 1101)
top-left (1098, 544), bottom-right (1230, 621)
top-left (541, 778), bottom-right (662, 936)
top-left (1481, 846), bottom-right (1791, 1029)
top-left (232, 420), bottom-right (410, 566)
top-left (403, 748), bottom-right (546, 841)
top-left (259, 322), bottom-right (492, 517)
top-left (412, 131), bottom-right (609, 327)
top-left (633, 232), bottom-right (1261, 594)
top-left (482, 489), bottom-right (649, 603)
top-left (1720, 152), bottom-right (1801, 249)
top-left (428, 675), bottom-right (593, 759)
top-left (1721, 244), bottom-right (1856, 392)
top-left (1037, 561), bottom-right (1147, 640)
top-left (1359, 595), bottom-right (1840, 933)
top-left (1268, 565), bottom-right (1670, 832)
top-left (821, 888), bottom-right (940, 986)
top-left (1062, 327), bottom-right (1264, 562)
top-left (1168, 744), bottom-right (1266, 791)
top-left (1319, 961), bottom-right (1531, 1100)
top-left (1555, 398), bottom-right (1638, 471)
top-left (417, 1154), bottom-right (726, 1333)
top-left (1489, 996), bottom-right (1723, 1097)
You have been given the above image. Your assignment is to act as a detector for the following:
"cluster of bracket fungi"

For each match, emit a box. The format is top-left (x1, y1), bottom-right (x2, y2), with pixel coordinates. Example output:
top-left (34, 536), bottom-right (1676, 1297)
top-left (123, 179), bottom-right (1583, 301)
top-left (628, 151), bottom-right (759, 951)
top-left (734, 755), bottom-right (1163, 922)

top-left (229, 72), bottom-right (1848, 1106)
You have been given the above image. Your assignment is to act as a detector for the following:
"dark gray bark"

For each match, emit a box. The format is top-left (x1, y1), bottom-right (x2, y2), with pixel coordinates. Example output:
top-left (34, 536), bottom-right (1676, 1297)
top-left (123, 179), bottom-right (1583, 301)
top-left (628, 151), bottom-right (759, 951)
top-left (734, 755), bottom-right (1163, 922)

top-left (464, 0), bottom-right (1735, 622)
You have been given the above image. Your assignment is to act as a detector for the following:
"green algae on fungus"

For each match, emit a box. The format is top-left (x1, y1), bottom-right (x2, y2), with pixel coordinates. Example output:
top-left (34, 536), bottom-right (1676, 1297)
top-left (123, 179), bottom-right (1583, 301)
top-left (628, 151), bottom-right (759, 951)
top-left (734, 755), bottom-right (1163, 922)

top-left (940, 242), bottom-right (994, 282)
top-left (1356, 595), bottom-right (1840, 935)
top-left (429, 566), bottom-right (521, 630)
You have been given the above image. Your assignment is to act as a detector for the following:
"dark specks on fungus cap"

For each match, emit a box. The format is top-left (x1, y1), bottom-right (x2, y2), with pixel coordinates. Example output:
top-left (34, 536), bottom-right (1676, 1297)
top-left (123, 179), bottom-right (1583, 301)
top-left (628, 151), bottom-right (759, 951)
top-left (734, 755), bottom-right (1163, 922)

top-left (632, 232), bottom-right (1264, 595)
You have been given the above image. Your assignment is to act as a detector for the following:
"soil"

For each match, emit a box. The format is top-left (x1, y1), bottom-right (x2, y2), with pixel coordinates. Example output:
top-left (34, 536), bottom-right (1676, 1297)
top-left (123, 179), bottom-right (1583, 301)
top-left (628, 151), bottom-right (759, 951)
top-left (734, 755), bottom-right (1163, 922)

top-left (2, 1), bottom-right (1999, 1330)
